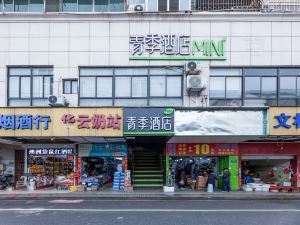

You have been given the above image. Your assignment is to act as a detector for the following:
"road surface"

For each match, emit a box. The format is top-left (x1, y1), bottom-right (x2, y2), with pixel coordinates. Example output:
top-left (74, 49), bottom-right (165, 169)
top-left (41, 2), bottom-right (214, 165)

top-left (0, 199), bottom-right (299, 225)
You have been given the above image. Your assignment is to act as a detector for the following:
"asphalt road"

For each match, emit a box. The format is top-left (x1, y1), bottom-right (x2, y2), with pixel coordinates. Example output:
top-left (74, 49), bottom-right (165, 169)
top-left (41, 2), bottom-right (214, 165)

top-left (0, 199), bottom-right (300, 225)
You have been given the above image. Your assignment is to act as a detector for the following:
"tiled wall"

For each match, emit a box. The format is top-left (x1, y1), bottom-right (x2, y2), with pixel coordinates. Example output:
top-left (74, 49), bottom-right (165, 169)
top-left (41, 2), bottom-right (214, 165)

top-left (0, 16), bottom-right (299, 107)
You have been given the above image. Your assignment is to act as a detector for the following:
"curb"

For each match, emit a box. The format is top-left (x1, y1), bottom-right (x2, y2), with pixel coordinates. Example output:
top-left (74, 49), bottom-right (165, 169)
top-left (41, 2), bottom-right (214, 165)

top-left (1, 193), bottom-right (300, 200)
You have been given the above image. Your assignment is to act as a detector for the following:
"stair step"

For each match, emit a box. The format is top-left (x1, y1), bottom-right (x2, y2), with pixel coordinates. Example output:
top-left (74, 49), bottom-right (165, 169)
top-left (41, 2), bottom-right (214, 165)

top-left (134, 163), bottom-right (159, 166)
top-left (135, 170), bottom-right (161, 172)
top-left (133, 184), bottom-right (163, 187)
top-left (134, 179), bottom-right (163, 182)
top-left (135, 166), bottom-right (160, 169)
top-left (133, 174), bottom-right (163, 177)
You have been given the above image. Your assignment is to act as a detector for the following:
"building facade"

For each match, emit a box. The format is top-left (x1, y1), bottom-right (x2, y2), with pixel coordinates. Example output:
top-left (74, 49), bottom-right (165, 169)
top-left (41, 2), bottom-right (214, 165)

top-left (1, 6), bottom-right (300, 192)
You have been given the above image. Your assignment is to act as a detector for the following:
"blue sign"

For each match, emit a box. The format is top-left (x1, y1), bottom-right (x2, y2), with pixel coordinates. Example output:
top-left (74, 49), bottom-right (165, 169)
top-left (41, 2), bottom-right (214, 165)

top-left (79, 143), bottom-right (128, 157)
top-left (0, 114), bottom-right (51, 130)
top-left (274, 113), bottom-right (300, 129)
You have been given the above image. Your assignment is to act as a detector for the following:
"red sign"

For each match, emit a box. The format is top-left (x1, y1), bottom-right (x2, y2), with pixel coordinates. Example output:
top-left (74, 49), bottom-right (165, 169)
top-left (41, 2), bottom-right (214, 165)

top-left (61, 113), bottom-right (121, 129)
top-left (167, 143), bottom-right (238, 156)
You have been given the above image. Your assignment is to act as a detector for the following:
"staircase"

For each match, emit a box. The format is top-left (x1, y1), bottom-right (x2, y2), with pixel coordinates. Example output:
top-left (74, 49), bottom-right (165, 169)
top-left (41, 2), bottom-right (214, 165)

top-left (133, 152), bottom-right (163, 188)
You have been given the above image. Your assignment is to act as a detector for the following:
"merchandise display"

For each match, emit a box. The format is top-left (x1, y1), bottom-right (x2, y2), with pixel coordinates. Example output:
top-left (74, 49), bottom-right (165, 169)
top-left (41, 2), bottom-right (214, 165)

top-left (169, 157), bottom-right (218, 191)
top-left (79, 157), bottom-right (129, 191)
top-left (27, 155), bottom-right (74, 189)
top-left (242, 159), bottom-right (300, 192)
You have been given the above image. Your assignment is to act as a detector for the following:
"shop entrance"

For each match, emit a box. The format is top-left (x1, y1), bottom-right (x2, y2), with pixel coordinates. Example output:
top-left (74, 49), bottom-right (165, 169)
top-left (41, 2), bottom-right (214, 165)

top-left (80, 156), bottom-right (126, 191)
top-left (168, 156), bottom-right (238, 191)
top-left (241, 155), bottom-right (295, 190)
top-left (166, 143), bottom-right (239, 192)
top-left (78, 143), bottom-right (129, 192)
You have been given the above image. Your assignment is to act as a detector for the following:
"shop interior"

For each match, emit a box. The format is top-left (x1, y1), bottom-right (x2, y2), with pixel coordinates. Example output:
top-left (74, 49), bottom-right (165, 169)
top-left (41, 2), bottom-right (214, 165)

top-left (27, 155), bottom-right (74, 190)
top-left (241, 156), bottom-right (296, 191)
top-left (169, 157), bottom-right (219, 191)
top-left (242, 158), bottom-right (293, 184)
top-left (79, 157), bottom-right (126, 191)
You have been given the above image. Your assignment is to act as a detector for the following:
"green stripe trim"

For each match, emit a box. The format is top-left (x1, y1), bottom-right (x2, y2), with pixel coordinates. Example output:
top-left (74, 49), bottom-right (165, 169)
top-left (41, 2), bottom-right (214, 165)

top-left (124, 131), bottom-right (175, 135)
top-left (129, 56), bottom-right (226, 61)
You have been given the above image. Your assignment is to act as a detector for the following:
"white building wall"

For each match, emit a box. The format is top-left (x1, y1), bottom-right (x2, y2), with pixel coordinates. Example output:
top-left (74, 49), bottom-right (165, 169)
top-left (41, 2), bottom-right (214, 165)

top-left (0, 14), bottom-right (299, 107)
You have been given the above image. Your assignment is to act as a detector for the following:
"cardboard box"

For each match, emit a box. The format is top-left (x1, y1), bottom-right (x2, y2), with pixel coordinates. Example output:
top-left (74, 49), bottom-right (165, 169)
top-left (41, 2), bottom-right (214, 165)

top-left (124, 186), bottom-right (133, 192)
top-left (196, 176), bottom-right (207, 189)
top-left (76, 185), bottom-right (85, 192)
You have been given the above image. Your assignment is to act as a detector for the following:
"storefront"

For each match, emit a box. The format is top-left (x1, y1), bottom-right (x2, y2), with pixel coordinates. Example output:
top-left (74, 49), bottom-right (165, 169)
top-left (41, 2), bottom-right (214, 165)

top-left (165, 108), bottom-right (268, 192)
top-left (166, 143), bottom-right (238, 191)
top-left (25, 144), bottom-right (76, 190)
top-left (237, 107), bottom-right (300, 192)
top-left (0, 143), bottom-right (23, 190)
top-left (77, 143), bottom-right (129, 191)
top-left (239, 143), bottom-right (300, 191)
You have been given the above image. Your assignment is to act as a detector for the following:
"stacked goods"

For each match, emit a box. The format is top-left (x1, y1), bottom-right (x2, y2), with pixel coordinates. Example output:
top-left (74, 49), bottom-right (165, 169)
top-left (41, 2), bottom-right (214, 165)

top-left (113, 172), bottom-right (121, 191)
top-left (242, 183), bottom-right (270, 192)
top-left (124, 170), bottom-right (131, 187)
top-left (80, 177), bottom-right (100, 191)
top-left (196, 176), bottom-right (208, 191)
top-left (124, 186), bottom-right (133, 192)
top-left (76, 185), bottom-right (85, 192)
top-left (120, 174), bottom-right (125, 191)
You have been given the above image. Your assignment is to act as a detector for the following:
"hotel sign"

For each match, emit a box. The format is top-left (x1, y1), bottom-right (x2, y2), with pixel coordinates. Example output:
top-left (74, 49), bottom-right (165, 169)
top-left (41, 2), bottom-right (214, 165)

top-left (123, 108), bottom-right (175, 135)
top-left (129, 34), bottom-right (226, 61)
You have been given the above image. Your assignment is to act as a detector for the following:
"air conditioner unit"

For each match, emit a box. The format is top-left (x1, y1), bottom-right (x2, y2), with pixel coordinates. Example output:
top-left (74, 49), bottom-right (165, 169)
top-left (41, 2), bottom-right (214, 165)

top-left (128, 4), bottom-right (144, 12)
top-left (48, 95), bottom-right (67, 107)
top-left (185, 61), bottom-right (201, 75)
top-left (186, 75), bottom-right (205, 92)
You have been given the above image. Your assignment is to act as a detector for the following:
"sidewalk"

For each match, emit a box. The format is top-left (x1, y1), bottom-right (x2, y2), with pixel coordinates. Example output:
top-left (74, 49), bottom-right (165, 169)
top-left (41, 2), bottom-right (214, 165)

top-left (1, 189), bottom-right (300, 200)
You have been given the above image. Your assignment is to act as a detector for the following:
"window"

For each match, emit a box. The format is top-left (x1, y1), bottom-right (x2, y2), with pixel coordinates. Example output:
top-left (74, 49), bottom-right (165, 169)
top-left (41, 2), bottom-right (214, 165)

top-left (63, 80), bottom-right (78, 94)
top-left (8, 67), bottom-right (53, 106)
top-left (4, 0), bottom-right (14, 12)
top-left (3, 0), bottom-right (44, 12)
top-left (78, 0), bottom-right (93, 11)
top-left (147, 0), bottom-right (158, 11)
top-left (210, 67), bottom-right (300, 107)
top-left (150, 76), bottom-right (165, 96)
top-left (210, 77), bottom-right (225, 98)
top-left (179, 0), bottom-right (190, 10)
top-left (29, 0), bottom-right (44, 12)
top-left (79, 67), bottom-right (183, 106)
top-left (3, 0), bottom-right (126, 12)
top-left (97, 77), bottom-right (112, 97)
top-left (244, 77), bottom-right (277, 98)
top-left (15, 0), bottom-right (28, 12)
top-left (63, 0), bottom-right (77, 12)
top-left (209, 68), bottom-right (242, 106)
top-left (226, 77), bottom-right (242, 98)
top-left (261, 77), bottom-right (277, 98)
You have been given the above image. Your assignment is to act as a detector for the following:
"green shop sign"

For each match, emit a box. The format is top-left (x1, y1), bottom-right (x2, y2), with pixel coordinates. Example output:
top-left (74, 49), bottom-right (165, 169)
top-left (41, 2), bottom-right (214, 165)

top-left (123, 108), bottom-right (175, 136)
top-left (129, 34), bottom-right (226, 61)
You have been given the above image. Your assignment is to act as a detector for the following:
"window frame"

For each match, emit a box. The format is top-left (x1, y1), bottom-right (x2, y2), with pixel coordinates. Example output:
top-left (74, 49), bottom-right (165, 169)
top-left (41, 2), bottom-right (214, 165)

top-left (209, 71), bottom-right (242, 106)
top-left (7, 66), bottom-right (53, 107)
top-left (2, 0), bottom-right (126, 12)
top-left (79, 66), bottom-right (183, 106)
top-left (63, 79), bottom-right (78, 94)
top-left (210, 67), bottom-right (300, 107)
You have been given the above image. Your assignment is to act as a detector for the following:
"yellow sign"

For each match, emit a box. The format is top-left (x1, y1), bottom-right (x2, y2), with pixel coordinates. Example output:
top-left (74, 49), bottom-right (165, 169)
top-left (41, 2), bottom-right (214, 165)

top-left (0, 108), bottom-right (123, 137)
top-left (269, 107), bottom-right (300, 136)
